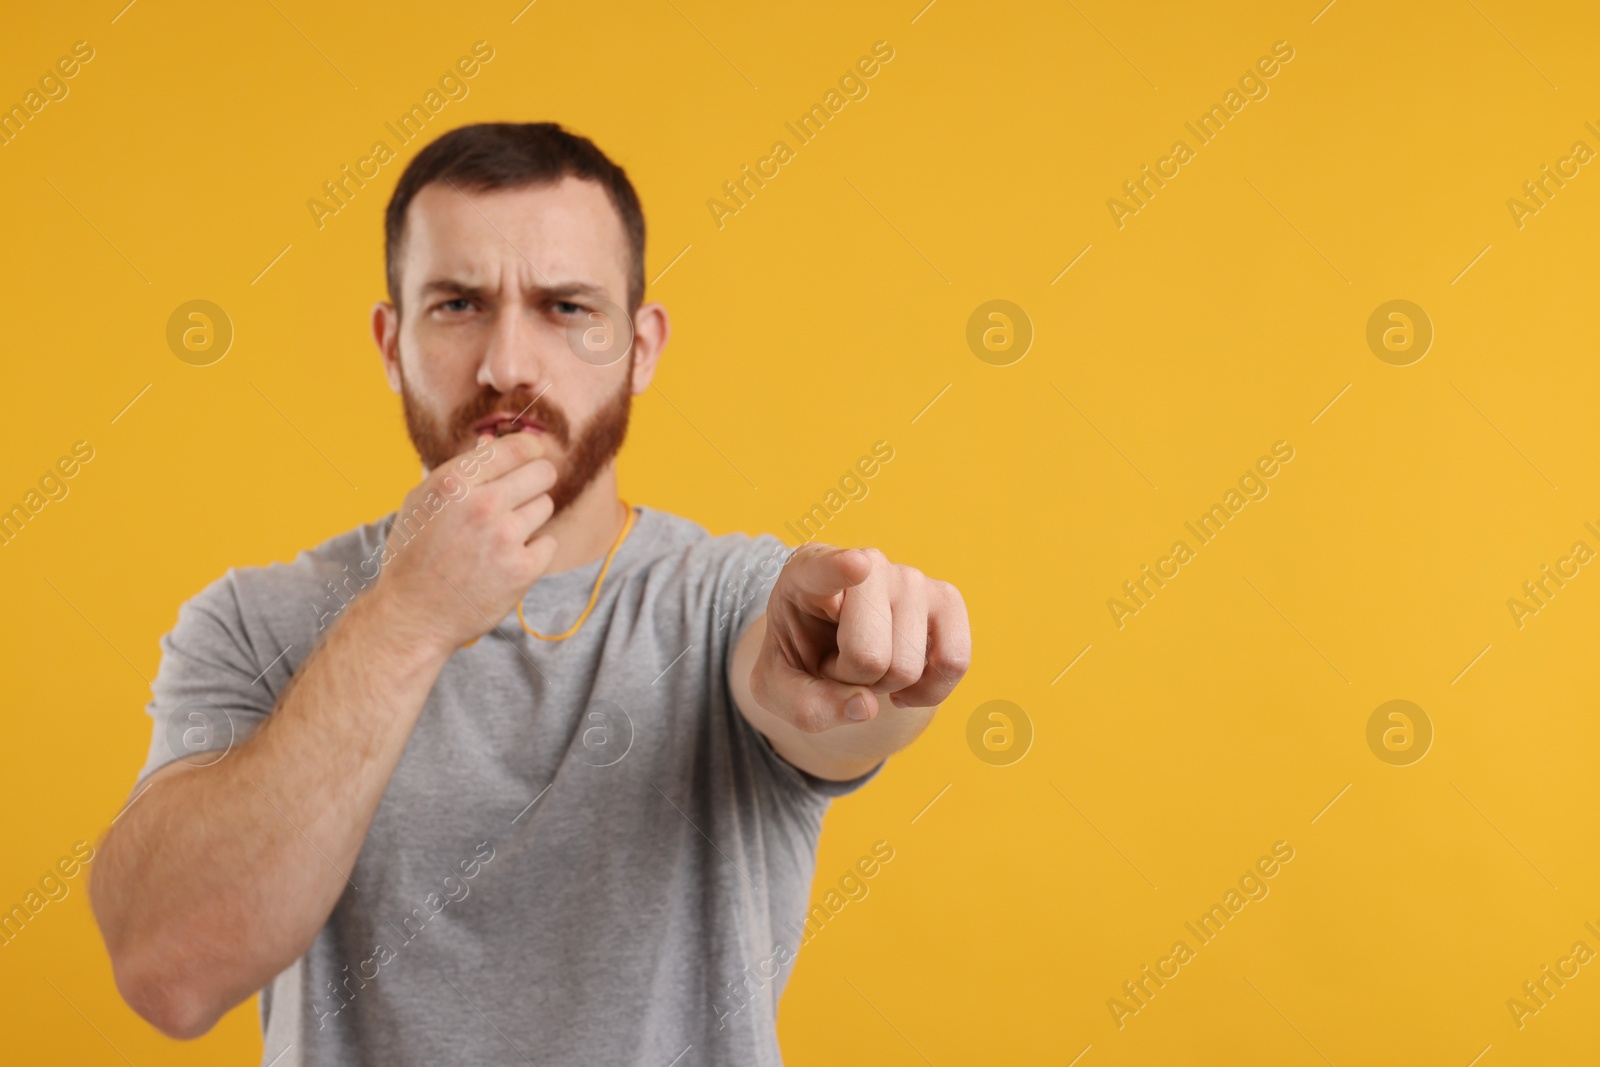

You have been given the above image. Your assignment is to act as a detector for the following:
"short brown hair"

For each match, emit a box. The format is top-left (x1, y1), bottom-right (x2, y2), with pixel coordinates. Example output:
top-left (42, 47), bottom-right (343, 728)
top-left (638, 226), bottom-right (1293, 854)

top-left (384, 122), bottom-right (646, 313)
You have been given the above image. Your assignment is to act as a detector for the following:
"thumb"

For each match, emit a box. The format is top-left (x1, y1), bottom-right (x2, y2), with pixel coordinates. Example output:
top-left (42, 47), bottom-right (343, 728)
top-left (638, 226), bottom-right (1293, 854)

top-left (756, 655), bottom-right (880, 733)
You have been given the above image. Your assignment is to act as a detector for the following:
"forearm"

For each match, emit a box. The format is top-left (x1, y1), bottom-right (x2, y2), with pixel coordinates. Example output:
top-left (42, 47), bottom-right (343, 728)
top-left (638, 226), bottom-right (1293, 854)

top-left (746, 693), bottom-right (935, 780)
top-left (91, 585), bottom-right (452, 1038)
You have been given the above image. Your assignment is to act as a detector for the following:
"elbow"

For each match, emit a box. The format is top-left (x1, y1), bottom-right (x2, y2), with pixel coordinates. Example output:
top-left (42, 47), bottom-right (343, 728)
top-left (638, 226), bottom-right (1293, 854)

top-left (91, 849), bottom-right (220, 1039)
top-left (110, 948), bottom-right (222, 1040)
top-left (94, 882), bottom-right (221, 1040)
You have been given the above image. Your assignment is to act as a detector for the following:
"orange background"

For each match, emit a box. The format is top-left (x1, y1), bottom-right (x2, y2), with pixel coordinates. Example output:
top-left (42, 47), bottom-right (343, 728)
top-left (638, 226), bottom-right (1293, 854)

top-left (3, 1), bottom-right (1599, 1063)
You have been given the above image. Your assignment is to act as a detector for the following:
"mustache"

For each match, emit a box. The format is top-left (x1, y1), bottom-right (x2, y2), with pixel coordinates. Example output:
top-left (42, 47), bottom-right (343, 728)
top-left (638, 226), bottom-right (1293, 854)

top-left (449, 385), bottom-right (569, 445)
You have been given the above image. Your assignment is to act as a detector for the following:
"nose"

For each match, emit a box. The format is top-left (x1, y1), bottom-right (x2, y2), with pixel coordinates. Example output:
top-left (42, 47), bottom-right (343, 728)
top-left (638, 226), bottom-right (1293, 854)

top-left (477, 302), bottom-right (550, 396)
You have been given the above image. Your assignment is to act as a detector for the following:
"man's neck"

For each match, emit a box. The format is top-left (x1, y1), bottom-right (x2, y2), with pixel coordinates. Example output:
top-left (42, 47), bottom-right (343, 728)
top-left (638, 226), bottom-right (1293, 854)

top-left (538, 466), bottom-right (630, 576)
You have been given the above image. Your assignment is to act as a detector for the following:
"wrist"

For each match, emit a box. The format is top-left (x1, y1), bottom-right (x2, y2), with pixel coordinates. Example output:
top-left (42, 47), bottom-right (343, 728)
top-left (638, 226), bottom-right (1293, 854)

top-left (349, 580), bottom-right (459, 676)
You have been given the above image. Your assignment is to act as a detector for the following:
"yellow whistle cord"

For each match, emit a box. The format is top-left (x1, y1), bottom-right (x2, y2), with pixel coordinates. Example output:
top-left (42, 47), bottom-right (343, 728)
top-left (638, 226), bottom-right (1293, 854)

top-left (462, 499), bottom-right (635, 648)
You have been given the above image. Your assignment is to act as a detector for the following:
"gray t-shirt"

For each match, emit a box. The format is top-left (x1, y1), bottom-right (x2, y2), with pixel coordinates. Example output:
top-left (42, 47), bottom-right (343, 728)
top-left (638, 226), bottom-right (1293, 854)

top-left (133, 503), bottom-right (883, 1066)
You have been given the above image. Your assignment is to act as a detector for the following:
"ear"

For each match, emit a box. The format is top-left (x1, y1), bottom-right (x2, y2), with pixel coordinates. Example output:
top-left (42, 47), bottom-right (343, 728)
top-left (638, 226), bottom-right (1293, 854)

top-left (372, 300), bottom-right (402, 394)
top-left (628, 301), bottom-right (670, 394)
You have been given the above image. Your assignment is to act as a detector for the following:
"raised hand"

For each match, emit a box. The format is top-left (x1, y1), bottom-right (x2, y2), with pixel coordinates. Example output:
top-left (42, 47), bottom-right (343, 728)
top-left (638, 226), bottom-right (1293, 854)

top-left (372, 432), bottom-right (559, 652)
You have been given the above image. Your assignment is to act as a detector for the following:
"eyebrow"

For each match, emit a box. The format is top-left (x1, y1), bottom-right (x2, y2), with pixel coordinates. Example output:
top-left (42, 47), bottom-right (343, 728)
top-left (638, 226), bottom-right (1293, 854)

top-left (417, 277), bottom-right (612, 303)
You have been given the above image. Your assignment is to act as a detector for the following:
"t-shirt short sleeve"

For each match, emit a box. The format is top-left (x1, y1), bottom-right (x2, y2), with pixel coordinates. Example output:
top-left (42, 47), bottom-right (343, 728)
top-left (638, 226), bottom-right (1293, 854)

top-left (714, 533), bottom-right (886, 801)
top-left (133, 570), bottom-right (279, 794)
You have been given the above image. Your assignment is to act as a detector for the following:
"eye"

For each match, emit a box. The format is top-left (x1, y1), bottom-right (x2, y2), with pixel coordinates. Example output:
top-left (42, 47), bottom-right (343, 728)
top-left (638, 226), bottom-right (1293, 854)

top-left (437, 298), bottom-right (473, 313)
top-left (552, 300), bottom-right (586, 316)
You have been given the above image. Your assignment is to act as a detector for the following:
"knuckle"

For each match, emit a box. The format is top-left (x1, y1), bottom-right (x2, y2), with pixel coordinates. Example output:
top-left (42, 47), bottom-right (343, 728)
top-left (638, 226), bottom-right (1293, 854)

top-left (847, 647), bottom-right (890, 677)
top-left (496, 525), bottom-right (525, 552)
top-left (467, 493), bottom-right (497, 522)
top-left (933, 645), bottom-right (972, 677)
top-left (888, 651), bottom-right (923, 687)
top-left (797, 705), bottom-right (831, 734)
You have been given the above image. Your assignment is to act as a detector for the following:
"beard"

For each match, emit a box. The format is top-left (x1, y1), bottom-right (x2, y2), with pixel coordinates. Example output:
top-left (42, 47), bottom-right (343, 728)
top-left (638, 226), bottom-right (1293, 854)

top-left (399, 353), bottom-right (633, 517)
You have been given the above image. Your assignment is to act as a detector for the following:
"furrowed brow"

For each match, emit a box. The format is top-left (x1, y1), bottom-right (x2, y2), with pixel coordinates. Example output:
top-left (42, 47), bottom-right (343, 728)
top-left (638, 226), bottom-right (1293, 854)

top-left (417, 278), bottom-right (491, 303)
top-left (534, 281), bottom-right (612, 303)
top-left (418, 277), bottom-right (614, 304)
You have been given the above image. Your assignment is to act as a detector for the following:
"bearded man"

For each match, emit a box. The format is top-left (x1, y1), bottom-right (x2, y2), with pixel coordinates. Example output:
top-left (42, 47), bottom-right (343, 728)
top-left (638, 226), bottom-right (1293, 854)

top-left (90, 122), bottom-right (971, 1067)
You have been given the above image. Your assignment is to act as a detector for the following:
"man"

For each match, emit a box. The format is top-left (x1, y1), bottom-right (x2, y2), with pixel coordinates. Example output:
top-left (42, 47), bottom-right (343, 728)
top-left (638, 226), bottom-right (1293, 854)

top-left (90, 122), bottom-right (971, 1066)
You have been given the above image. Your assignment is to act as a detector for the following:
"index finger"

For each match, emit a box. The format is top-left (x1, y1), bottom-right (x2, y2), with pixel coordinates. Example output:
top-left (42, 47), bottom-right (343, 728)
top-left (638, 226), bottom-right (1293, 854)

top-left (454, 432), bottom-right (547, 487)
top-left (784, 544), bottom-right (873, 601)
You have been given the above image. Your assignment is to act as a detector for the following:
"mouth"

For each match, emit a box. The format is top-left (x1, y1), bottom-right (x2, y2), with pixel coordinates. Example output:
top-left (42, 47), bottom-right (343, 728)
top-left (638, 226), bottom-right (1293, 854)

top-left (473, 413), bottom-right (546, 438)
